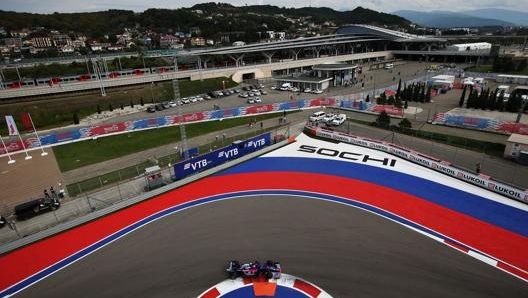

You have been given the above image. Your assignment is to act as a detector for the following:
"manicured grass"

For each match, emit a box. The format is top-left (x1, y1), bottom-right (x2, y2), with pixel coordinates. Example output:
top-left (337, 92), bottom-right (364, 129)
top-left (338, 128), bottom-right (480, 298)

top-left (54, 111), bottom-right (296, 172)
top-left (65, 121), bottom-right (289, 196)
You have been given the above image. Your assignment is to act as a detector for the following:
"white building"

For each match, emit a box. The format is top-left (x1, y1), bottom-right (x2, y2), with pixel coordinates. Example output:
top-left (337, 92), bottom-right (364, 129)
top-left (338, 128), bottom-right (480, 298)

top-left (446, 42), bottom-right (491, 52)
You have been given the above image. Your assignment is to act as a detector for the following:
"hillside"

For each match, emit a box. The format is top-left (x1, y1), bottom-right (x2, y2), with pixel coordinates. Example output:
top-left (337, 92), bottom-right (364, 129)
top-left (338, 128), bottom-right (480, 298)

top-left (393, 9), bottom-right (520, 28)
top-left (0, 4), bottom-right (413, 40)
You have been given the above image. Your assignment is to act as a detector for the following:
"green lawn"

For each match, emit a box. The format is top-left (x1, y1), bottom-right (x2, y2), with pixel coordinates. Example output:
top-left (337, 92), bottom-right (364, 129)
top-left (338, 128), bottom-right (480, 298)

top-left (53, 111), bottom-right (295, 172)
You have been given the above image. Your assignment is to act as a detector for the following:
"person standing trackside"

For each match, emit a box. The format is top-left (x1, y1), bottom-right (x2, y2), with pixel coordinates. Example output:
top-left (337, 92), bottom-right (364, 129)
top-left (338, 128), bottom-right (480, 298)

top-left (260, 122), bottom-right (263, 129)
top-left (50, 187), bottom-right (57, 199)
top-left (476, 163), bottom-right (481, 174)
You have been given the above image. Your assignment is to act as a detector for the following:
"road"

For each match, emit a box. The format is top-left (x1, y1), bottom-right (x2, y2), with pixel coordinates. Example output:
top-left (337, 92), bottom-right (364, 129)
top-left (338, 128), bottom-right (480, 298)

top-left (14, 196), bottom-right (528, 298)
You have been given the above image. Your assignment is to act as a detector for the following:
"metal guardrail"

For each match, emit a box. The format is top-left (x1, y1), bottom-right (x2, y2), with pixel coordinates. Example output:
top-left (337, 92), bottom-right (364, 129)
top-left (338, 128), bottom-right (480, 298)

top-left (0, 137), bottom-right (291, 255)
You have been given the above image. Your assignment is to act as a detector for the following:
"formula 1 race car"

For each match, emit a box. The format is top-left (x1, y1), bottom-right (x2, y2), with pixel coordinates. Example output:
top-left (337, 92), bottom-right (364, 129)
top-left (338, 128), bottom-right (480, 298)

top-left (226, 260), bottom-right (281, 280)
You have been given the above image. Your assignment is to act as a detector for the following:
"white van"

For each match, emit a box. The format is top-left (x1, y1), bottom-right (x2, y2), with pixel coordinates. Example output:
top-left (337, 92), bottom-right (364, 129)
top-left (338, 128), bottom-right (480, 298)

top-left (280, 82), bottom-right (292, 90)
top-left (309, 111), bottom-right (326, 122)
top-left (384, 63), bottom-right (394, 69)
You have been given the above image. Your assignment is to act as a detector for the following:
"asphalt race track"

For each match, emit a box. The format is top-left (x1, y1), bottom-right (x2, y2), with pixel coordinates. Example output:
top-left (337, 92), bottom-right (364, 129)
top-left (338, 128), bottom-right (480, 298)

top-left (3, 133), bottom-right (528, 298)
top-left (13, 196), bottom-right (528, 298)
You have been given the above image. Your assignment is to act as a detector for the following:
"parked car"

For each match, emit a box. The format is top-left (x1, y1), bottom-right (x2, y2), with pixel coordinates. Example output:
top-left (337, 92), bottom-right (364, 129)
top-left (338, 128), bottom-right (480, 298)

top-left (309, 111), bottom-right (326, 122)
top-left (330, 114), bottom-right (347, 126)
top-left (322, 113), bottom-right (337, 123)
top-left (0, 215), bottom-right (6, 228)
top-left (168, 101), bottom-right (177, 107)
top-left (155, 104), bottom-right (164, 111)
top-left (254, 97), bottom-right (262, 103)
top-left (312, 89), bottom-right (323, 94)
top-left (247, 98), bottom-right (255, 104)
top-left (147, 106), bottom-right (156, 113)
top-left (14, 197), bottom-right (60, 221)
top-left (304, 88), bottom-right (312, 93)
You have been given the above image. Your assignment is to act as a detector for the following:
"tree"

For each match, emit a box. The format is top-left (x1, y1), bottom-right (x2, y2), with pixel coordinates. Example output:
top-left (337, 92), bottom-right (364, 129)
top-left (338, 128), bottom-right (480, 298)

top-left (459, 86), bottom-right (466, 107)
top-left (467, 89), bottom-right (478, 109)
top-left (73, 112), bottom-right (79, 124)
top-left (419, 84), bottom-right (426, 103)
top-left (396, 78), bottom-right (402, 99)
top-left (487, 91), bottom-right (496, 111)
top-left (412, 83), bottom-right (420, 102)
top-left (387, 95), bottom-right (395, 105)
top-left (496, 90), bottom-right (505, 111)
top-left (398, 118), bottom-right (412, 133)
top-left (377, 92), bottom-right (386, 105)
top-left (375, 111), bottom-right (391, 129)
top-left (394, 98), bottom-right (403, 109)
top-left (425, 85), bottom-right (432, 102)
top-left (479, 88), bottom-right (488, 110)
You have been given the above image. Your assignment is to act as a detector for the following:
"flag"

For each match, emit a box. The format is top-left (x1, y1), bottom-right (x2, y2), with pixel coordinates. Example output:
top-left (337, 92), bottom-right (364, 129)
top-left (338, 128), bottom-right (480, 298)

top-left (20, 112), bottom-right (34, 132)
top-left (5, 115), bottom-right (19, 136)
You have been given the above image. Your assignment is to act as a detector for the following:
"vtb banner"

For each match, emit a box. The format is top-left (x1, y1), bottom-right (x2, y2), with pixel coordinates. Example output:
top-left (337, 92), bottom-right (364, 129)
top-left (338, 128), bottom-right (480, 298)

top-left (5, 115), bottom-right (19, 136)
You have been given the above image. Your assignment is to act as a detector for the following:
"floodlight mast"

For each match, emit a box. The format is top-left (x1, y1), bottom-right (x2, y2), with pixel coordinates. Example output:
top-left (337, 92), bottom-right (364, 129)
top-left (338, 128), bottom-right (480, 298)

top-left (172, 79), bottom-right (189, 159)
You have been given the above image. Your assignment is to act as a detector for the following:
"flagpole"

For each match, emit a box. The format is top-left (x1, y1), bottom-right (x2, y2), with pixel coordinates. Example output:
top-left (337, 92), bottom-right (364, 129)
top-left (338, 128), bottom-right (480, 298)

top-left (28, 113), bottom-right (48, 156)
top-left (18, 133), bottom-right (32, 160)
top-left (0, 134), bottom-right (16, 164)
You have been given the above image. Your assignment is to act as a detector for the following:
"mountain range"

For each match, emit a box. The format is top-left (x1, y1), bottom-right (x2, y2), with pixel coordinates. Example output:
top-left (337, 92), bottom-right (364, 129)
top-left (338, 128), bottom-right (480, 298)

top-left (393, 8), bottom-right (528, 28)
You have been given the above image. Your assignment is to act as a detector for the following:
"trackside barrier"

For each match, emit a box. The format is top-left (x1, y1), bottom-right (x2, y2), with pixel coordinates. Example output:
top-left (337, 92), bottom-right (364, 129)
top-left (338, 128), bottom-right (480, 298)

top-left (173, 133), bottom-right (272, 180)
top-left (0, 134), bottom-right (293, 255)
top-left (0, 98), bottom-right (336, 155)
top-left (432, 113), bottom-right (528, 135)
top-left (305, 126), bottom-right (528, 204)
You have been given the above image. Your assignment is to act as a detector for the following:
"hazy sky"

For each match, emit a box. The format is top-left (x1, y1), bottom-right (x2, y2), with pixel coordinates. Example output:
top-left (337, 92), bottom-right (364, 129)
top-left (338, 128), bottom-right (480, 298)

top-left (1, 0), bottom-right (527, 14)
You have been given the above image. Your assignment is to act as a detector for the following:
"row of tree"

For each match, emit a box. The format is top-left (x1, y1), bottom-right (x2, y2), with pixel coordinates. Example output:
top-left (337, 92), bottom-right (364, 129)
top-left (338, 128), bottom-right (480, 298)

top-left (458, 85), bottom-right (528, 112)
top-left (374, 79), bottom-right (433, 108)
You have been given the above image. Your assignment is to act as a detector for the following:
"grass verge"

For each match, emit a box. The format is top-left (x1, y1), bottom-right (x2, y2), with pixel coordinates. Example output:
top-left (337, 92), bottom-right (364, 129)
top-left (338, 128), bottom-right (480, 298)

top-left (54, 110), bottom-right (296, 172)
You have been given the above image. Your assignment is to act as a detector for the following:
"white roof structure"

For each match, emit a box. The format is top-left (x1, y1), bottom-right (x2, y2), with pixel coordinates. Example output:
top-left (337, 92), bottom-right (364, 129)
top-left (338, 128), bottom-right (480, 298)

top-left (507, 134), bottom-right (528, 145)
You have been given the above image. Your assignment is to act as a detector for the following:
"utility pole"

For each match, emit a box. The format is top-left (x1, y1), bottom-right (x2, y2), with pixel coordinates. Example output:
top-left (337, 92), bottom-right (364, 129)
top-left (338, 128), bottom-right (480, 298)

top-left (173, 79), bottom-right (188, 159)
top-left (91, 58), bottom-right (106, 97)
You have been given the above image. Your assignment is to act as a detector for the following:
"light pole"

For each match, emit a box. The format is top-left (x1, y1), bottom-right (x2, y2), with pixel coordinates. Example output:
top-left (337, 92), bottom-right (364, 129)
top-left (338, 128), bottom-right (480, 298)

top-left (150, 82), bottom-right (154, 103)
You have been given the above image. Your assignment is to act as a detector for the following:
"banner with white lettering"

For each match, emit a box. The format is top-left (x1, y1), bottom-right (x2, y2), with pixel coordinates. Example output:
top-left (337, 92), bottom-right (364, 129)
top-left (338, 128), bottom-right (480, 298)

top-left (173, 133), bottom-right (271, 180)
top-left (310, 126), bottom-right (528, 203)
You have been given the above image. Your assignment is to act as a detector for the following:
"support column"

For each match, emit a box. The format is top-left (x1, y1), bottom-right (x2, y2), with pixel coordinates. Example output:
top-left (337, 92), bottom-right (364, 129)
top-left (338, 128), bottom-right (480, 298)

top-left (227, 54), bottom-right (245, 67)
top-left (289, 49), bottom-right (301, 60)
top-left (262, 51), bottom-right (276, 64)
